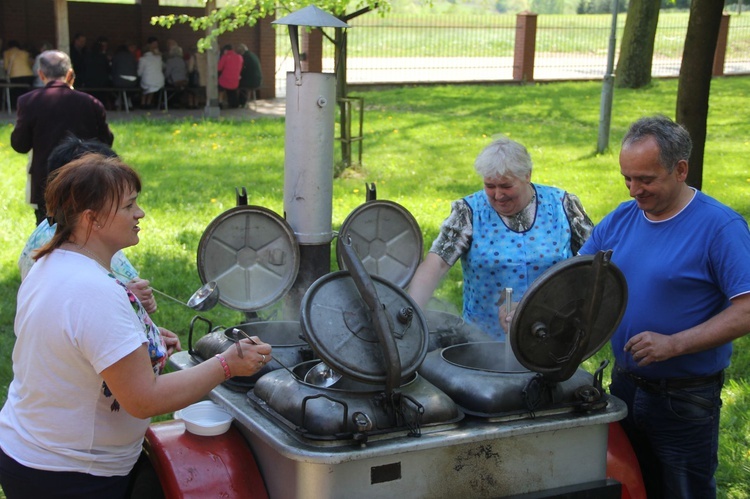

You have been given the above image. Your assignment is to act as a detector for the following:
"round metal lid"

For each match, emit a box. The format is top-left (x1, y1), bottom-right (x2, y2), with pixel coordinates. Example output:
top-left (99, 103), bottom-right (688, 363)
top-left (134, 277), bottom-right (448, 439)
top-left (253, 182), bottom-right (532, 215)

top-left (509, 251), bottom-right (627, 382)
top-left (336, 200), bottom-right (423, 288)
top-left (197, 205), bottom-right (300, 312)
top-left (300, 271), bottom-right (429, 384)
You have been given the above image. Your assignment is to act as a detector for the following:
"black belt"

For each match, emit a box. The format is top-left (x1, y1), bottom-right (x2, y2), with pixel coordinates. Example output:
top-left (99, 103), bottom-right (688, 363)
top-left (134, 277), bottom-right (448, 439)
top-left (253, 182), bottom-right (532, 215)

top-left (617, 367), bottom-right (724, 392)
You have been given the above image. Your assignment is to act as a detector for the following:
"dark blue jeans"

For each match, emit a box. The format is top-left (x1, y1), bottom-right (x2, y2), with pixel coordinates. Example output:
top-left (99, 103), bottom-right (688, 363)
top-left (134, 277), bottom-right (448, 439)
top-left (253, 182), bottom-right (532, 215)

top-left (0, 447), bottom-right (130, 499)
top-left (611, 366), bottom-right (723, 499)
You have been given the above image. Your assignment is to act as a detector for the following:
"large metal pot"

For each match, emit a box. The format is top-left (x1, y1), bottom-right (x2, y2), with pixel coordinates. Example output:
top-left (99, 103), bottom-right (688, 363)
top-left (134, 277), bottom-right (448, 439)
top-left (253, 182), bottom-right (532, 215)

top-left (252, 360), bottom-right (463, 439)
top-left (420, 252), bottom-right (627, 418)
top-left (420, 341), bottom-right (600, 417)
top-left (189, 317), bottom-right (315, 390)
top-left (424, 309), bottom-right (494, 350)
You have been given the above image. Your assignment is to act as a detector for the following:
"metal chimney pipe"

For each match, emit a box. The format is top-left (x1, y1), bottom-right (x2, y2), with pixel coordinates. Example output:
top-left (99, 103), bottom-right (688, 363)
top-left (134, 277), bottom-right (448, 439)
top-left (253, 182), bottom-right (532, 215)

top-left (282, 72), bottom-right (336, 318)
top-left (274, 7), bottom-right (350, 318)
top-left (283, 72), bottom-right (336, 246)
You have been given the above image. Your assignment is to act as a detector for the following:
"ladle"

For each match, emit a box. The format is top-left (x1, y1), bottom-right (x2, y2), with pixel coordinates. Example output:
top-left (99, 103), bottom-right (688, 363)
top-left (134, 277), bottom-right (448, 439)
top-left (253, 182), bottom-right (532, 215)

top-left (231, 328), bottom-right (300, 380)
top-left (113, 269), bottom-right (220, 312)
top-left (151, 281), bottom-right (220, 311)
top-left (303, 361), bottom-right (342, 388)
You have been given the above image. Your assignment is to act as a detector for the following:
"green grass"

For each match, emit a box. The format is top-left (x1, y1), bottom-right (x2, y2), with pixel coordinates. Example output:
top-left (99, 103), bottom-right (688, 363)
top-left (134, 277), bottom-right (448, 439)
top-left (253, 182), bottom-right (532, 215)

top-left (2, 77), bottom-right (750, 497)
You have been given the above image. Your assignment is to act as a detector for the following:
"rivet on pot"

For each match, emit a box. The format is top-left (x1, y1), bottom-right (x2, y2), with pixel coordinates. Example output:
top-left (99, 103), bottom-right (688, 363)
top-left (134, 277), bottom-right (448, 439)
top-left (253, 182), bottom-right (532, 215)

top-left (397, 307), bottom-right (413, 325)
top-left (531, 322), bottom-right (549, 339)
top-left (352, 412), bottom-right (373, 432)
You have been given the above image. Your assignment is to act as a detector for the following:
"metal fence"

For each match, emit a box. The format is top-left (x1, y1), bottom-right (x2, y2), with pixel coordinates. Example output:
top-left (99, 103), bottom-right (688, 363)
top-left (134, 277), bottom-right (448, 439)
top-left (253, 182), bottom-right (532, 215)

top-left (274, 13), bottom-right (750, 97)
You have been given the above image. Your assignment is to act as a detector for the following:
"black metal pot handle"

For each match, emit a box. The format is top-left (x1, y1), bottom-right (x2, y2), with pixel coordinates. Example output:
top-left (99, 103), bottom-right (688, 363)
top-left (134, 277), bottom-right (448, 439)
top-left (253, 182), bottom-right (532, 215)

top-left (188, 315), bottom-right (213, 356)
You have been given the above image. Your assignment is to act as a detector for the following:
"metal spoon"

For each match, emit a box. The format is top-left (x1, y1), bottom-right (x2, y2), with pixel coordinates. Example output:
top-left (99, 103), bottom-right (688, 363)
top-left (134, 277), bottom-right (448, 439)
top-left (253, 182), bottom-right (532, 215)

top-left (231, 328), bottom-right (300, 380)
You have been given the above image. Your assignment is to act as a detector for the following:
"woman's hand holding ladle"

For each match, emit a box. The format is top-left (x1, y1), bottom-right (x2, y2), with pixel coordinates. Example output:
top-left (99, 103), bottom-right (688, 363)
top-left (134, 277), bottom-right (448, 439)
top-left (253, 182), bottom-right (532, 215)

top-left (126, 277), bottom-right (158, 313)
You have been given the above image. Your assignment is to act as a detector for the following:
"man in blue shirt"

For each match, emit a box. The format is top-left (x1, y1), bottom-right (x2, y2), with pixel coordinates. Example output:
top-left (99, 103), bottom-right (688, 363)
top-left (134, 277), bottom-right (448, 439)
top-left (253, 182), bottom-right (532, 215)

top-left (580, 115), bottom-right (750, 498)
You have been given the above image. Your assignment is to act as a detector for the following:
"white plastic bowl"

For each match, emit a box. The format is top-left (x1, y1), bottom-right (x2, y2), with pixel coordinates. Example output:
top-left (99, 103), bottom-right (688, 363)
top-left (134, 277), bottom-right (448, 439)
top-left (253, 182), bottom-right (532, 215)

top-left (175, 401), bottom-right (233, 436)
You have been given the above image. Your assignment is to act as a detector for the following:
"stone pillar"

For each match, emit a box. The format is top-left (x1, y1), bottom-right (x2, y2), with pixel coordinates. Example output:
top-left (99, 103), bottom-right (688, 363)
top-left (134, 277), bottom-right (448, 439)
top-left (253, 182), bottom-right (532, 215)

top-left (712, 14), bottom-right (730, 77)
top-left (513, 11), bottom-right (537, 83)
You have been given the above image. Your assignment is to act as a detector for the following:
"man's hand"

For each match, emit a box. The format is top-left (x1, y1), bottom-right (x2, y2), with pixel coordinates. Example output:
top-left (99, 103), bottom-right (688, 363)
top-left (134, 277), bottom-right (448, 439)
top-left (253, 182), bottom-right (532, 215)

top-left (623, 331), bottom-right (677, 366)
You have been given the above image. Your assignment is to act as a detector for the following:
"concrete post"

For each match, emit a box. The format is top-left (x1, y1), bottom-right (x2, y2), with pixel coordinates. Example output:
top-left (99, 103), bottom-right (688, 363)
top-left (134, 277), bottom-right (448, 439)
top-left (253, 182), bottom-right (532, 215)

top-left (204, 0), bottom-right (220, 118)
top-left (54, 0), bottom-right (70, 54)
top-left (513, 11), bottom-right (537, 83)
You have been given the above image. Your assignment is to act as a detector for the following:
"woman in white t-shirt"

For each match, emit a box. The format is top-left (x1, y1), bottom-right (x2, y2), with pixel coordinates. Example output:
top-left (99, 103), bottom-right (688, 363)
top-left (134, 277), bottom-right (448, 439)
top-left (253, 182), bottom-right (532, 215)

top-left (17, 135), bottom-right (157, 313)
top-left (0, 154), bottom-right (272, 499)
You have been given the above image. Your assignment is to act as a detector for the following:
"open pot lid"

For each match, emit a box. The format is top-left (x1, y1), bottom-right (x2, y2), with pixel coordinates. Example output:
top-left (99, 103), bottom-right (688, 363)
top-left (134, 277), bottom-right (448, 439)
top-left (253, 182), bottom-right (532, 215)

top-left (197, 205), bottom-right (300, 312)
top-left (300, 271), bottom-right (429, 385)
top-left (335, 200), bottom-right (423, 288)
top-left (509, 251), bottom-right (627, 383)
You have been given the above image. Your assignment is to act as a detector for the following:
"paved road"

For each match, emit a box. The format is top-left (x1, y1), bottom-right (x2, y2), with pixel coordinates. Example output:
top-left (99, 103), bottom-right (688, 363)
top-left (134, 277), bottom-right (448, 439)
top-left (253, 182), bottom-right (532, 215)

top-left (273, 56), bottom-right (750, 96)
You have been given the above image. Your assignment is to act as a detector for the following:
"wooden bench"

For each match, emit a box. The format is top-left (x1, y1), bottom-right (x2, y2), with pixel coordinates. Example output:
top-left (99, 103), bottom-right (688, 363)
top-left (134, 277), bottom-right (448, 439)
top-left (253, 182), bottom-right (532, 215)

top-left (158, 86), bottom-right (206, 111)
top-left (82, 86), bottom-right (206, 112)
top-left (80, 87), bottom-right (142, 112)
top-left (76, 86), bottom-right (206, 113)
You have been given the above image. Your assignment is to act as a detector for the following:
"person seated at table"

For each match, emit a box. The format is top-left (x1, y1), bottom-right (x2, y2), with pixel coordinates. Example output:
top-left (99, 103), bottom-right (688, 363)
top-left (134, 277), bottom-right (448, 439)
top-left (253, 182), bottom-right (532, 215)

top-left (408, 136), bottom-right (593, 340)
top-left (164, 45), bottom-right (194, 109)
top-left (137, 42), bottom-right (163, 109)
top-left (3, 40), bottom-right (34, 108)
top-left (236, 43), bottom-right (262, 107)
top-left (111, 44), bottom-right (139, 110)
top-left (217, 44), bottom-right (243, 109)
top-left (85, 36), bottom-right (113, 108)
top-left (17, 134), bottom-right (156, 311)
top-left (0, 153), bottom-right (272, 499)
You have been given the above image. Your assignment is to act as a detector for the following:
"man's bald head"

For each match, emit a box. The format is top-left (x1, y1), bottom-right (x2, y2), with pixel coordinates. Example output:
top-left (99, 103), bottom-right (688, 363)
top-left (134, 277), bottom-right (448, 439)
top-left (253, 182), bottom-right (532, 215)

top-left (38, 50), bottom-right (73, 80)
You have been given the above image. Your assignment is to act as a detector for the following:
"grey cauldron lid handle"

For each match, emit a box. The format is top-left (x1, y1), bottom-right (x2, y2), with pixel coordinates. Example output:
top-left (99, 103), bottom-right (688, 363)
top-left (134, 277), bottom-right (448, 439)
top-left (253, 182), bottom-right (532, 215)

top-left (339, 234), bottom-right (402, 395)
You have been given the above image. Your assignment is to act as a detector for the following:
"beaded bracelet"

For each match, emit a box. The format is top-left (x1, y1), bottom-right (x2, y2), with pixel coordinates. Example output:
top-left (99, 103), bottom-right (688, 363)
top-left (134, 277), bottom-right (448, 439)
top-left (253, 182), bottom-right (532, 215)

top-left (215, 354), bottom-right (232, 380)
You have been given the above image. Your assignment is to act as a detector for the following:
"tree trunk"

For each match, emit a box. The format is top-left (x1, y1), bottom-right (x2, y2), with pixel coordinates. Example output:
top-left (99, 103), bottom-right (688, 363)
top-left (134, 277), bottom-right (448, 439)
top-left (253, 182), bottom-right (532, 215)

top-left (676, 0), bottom-right (724, 190)
top-left (615, 0), bottom-right (660, 88)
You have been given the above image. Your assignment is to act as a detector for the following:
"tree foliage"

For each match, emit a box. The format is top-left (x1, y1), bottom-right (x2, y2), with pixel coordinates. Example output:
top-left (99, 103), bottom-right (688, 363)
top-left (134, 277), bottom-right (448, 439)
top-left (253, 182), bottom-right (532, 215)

top-left (151, 0), bottom-right (391, 51)
top-left (153, 0), bottom-right (403, 169)
top-left (576, 0), bottom-right (626, 14)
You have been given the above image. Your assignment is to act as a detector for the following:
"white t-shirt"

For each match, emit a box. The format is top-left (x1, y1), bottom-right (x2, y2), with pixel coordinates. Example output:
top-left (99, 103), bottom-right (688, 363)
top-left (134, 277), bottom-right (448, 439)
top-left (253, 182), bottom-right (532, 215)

top-left (0, 250), bottom-right (150, 476)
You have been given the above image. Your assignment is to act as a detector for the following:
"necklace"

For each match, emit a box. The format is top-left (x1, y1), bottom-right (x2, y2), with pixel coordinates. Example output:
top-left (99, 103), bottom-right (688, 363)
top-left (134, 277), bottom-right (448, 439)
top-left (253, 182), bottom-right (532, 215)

top-left (68, 243), bottom-right (112, 272)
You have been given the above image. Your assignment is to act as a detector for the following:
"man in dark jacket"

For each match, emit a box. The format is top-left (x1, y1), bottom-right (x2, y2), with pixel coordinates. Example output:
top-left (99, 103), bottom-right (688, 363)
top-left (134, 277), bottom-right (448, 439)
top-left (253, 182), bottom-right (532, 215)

top-left (11, 50), bottom-right (114, 224)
